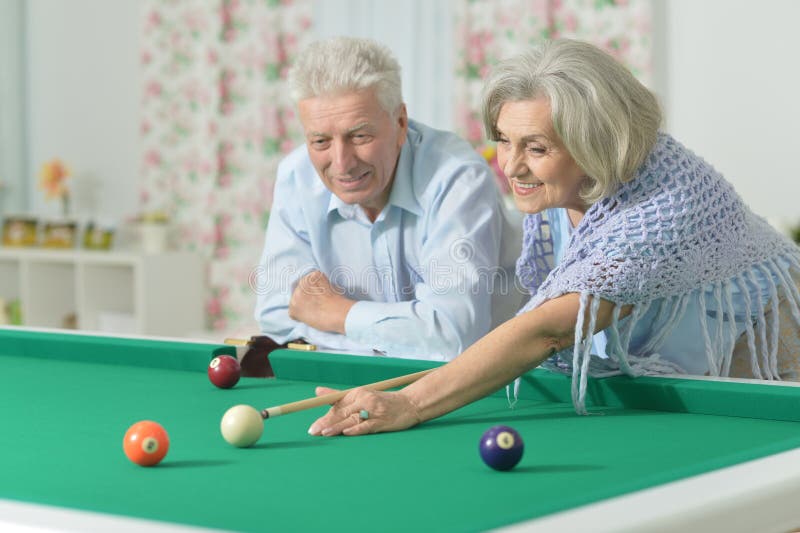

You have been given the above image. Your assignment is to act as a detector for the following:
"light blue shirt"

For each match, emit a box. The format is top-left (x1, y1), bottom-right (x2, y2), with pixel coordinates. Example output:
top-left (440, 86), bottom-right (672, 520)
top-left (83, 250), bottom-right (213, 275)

top-left (254, 120), bottom-right (524, 361)
top-left (548, 207), bottom-right (775, 374)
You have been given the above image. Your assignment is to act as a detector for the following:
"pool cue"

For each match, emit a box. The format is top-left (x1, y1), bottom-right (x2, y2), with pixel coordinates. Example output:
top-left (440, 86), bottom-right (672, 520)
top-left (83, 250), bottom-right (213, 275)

top-left (224, 337), bottom-right (317, 351)
top-left (224, 337), bottom-right (250, 346)
top-left (260, 368), bottom-right (434, 419)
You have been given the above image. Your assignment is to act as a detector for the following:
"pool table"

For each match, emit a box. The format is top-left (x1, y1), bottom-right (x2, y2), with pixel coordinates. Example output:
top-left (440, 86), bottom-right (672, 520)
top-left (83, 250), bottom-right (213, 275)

top-left (2, 327), bottom-right (800, 532)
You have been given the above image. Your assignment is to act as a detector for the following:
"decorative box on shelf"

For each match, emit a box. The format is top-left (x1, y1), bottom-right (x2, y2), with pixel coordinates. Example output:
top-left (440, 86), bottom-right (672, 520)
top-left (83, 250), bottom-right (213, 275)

top-left (1, 216), bottom-right (116, 250)
top-left (82, 222), bottom-right (115, 250)
top-left (2, 216), bottom-right (38, 247)
top-left (41, 220), bottom-right (78, 248)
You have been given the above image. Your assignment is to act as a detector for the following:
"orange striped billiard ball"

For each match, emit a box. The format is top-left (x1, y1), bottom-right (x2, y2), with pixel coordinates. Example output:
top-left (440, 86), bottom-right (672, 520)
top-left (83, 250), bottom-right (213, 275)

top-left (123, 421), bottom-right (170, 466)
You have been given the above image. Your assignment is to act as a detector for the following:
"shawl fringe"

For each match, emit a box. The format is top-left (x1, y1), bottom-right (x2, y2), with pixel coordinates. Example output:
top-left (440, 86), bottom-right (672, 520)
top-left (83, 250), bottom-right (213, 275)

top-left (553, 256), bottom-right (800, 414)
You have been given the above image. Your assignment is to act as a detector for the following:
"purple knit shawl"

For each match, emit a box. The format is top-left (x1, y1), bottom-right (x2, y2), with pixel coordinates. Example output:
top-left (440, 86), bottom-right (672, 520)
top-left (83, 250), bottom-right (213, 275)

top-left (514, 133), bottom-right (800, 412)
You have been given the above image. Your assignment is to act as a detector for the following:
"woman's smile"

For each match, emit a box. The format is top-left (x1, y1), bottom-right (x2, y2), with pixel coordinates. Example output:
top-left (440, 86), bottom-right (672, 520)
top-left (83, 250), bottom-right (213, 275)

top-left (511, 179), bottom-right (543, 196)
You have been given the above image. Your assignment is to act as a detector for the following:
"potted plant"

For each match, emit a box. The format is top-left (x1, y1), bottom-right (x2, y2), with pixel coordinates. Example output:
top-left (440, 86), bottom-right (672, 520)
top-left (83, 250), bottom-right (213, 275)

top-left (138, 210), bottom-right (170, 254)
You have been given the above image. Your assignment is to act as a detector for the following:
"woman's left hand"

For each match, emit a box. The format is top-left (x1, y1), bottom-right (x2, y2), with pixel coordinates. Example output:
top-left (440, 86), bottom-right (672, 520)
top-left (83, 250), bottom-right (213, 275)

top-left (307, 387), bottom-right (422, 436)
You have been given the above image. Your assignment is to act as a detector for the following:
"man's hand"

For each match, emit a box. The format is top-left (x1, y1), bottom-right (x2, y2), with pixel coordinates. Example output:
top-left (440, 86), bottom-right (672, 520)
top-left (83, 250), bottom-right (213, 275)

top-left (289, 271), bottom-right (356, 334)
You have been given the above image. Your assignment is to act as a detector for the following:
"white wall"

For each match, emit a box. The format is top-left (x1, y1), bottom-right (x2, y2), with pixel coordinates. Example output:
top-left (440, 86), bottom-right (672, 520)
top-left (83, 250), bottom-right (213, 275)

top-left (26, 0), bottom-right (142, 221)
top-left (0, 0), bottom-right (26, 216)
top-left (659, 0), bottom-right (800, 225)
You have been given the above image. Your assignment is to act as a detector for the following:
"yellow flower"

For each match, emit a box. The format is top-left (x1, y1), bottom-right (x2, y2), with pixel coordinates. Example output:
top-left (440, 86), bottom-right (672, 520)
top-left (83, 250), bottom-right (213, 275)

top-left (39, 159), bottom-right (71, 199)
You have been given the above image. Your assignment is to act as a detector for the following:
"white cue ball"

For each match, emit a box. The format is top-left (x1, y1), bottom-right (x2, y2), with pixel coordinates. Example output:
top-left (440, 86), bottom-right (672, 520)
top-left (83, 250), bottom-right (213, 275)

top-left (220, 404), bottom-right (264, 447)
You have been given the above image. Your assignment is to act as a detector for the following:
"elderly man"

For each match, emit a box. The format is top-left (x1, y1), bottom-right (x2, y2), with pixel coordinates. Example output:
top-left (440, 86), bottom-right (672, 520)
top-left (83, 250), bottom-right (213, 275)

top-left (254, 37), bottom-right (521, 361)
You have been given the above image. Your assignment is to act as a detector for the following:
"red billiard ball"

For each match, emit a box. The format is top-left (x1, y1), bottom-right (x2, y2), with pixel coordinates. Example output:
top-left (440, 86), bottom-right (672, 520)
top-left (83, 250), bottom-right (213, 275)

top-left (208, 355), bottom-right (241, 389)
top-left (123, 420), bottom-right (169, 466)
top-left (479, 425), bottom-right (524, 471)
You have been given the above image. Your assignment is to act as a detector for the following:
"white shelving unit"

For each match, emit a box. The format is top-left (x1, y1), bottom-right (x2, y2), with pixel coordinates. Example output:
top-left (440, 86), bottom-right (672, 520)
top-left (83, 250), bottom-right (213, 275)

top-left (0, 247), bottom-right (205, 337)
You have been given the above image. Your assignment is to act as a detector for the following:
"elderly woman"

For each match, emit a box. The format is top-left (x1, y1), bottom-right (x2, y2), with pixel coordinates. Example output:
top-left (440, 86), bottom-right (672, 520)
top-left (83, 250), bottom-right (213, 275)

top-left (308, 39), bottom-right (800, 437)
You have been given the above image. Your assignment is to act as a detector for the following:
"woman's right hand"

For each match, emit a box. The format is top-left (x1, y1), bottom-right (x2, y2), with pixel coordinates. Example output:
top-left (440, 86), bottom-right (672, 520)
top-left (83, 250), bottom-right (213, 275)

top-left (307, 387), bottom-right (423, 437)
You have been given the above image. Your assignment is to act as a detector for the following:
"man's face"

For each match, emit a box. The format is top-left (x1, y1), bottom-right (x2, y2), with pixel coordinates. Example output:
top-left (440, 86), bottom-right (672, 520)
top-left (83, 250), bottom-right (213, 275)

top-left (298, 89), bottom-right (408, 221)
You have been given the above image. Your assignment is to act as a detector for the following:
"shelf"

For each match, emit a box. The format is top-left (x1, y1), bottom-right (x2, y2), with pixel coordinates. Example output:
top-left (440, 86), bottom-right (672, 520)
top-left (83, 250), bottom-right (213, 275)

top-left (0, 247), bottom-right (205, 336)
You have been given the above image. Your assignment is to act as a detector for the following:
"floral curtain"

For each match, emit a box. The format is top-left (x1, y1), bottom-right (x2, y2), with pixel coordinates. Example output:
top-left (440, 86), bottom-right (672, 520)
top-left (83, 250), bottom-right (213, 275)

top-left (140, 0), bottom-right (312, 335)
top-left (140, 0), bottom-right (652, 336)
top-left (454, 0), bottom-right (653, 185)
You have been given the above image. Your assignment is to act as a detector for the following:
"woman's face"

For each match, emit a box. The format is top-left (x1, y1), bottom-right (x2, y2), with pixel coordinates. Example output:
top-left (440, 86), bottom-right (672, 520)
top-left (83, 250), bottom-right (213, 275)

top-left (495, 98), bottom-right (588, 216)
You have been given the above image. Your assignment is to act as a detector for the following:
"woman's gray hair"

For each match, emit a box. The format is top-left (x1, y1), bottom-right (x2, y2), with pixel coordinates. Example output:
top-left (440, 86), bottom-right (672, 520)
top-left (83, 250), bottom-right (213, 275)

top-left (288, 36), bottom-right (403, 116)
top-left (481, 39), bottom-right (662, 203)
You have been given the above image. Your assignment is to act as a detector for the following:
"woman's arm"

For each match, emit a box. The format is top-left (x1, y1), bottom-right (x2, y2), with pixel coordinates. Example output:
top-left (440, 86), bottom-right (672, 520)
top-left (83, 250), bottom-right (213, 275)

top-left (308, 293), bottom-right (628, 436)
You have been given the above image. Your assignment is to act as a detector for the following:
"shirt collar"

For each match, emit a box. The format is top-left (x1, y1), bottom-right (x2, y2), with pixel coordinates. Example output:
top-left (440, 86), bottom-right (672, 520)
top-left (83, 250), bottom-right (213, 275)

top-left (326, 129), bottom-right (423, 220)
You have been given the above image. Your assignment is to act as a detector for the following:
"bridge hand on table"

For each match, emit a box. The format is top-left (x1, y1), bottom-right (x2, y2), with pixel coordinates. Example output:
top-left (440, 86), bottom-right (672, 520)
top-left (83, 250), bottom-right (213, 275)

top-left (307, 386), bottom-right (422, 437)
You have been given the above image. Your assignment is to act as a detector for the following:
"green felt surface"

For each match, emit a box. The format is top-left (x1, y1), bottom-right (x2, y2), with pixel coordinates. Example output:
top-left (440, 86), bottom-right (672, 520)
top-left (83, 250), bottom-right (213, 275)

top-left (1, 331), bottom-right (800, 532)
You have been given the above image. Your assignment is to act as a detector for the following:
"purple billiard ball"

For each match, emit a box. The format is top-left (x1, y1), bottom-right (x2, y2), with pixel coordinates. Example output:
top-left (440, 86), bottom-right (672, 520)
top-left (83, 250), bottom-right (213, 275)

top-left (479, 425), bottom-right (524, 471)
top-left (208, 355), bottom-right (241, 389)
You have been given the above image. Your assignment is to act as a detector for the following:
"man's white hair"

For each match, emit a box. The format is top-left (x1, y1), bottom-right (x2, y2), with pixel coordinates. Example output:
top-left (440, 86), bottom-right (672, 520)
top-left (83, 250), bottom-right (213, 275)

top-left (288, 36), bottom-right (403, 116)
